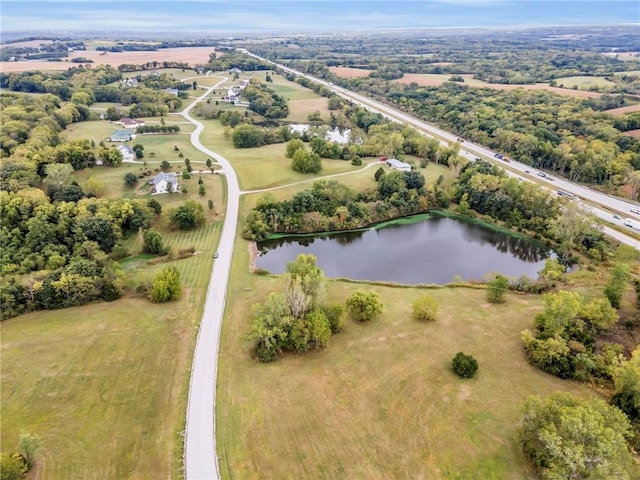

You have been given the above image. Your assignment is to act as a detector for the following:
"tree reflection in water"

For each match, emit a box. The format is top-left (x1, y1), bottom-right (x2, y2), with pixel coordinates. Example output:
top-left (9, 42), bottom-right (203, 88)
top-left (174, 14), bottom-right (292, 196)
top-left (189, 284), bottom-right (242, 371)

top-left (257, 216), bottom-right (554, 284)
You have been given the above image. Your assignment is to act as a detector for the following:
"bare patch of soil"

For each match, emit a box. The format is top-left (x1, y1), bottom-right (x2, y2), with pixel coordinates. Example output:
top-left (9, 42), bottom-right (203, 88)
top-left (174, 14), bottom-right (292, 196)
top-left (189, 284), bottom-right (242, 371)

top-left (329, 66), bottom-right (373, 78)
top-left (605, 104), bottom-right (640, 116)
top-left (0, 47), bottom-right (217, 72)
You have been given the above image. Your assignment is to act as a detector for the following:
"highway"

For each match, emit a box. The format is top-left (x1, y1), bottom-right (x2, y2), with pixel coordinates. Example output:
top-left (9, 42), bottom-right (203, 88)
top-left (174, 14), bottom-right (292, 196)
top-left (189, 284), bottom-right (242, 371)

top-left (241, 49), bottom-right (640, 249)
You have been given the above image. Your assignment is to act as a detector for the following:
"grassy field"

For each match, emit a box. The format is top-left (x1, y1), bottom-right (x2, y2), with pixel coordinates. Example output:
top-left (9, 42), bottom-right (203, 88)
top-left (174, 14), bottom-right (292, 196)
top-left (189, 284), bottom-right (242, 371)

top-left (233, 71), bottom-right (331, 123)
top-left (216, 269), bottom-right (600, 479)
top-left (198, 119), bottom-right (367, 191)
top-left (553, 75), bottom-right (616, 89)
top-left (1, 299), bottom-right (196, 479)
top-left (1, 132), bottom-right (225, 479)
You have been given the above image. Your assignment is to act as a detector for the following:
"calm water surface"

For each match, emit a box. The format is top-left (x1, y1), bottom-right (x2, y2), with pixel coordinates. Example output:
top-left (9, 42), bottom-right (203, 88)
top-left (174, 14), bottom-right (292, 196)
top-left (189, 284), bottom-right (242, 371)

top-left (256, 216), bottom-right (554, 284)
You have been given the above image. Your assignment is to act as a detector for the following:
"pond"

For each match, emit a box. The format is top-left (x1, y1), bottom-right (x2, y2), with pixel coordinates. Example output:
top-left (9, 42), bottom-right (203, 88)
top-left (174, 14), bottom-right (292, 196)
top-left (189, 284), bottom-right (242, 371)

top-left (288, 124), bottom-right (351, 144)
top-left (255, 214), bottom-right (555, 285)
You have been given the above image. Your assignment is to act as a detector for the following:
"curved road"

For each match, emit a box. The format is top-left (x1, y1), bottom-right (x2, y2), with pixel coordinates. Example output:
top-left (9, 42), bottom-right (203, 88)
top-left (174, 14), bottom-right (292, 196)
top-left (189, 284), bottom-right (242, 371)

top-left (181, 77), bottom-right (238, 480)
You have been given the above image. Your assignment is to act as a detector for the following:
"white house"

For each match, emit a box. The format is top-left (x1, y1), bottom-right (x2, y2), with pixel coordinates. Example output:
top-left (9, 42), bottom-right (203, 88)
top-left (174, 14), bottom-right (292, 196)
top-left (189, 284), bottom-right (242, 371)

top-left (165, 88), bottom-right (180, 96)
top-left (386, 158), bottom-right (412, 172)
top-left (120, 117), bottom-right (145, 129)
top-left (151, 172), bottom-right (179, 194)
top-left (117, 145), bottom-right (135, 162)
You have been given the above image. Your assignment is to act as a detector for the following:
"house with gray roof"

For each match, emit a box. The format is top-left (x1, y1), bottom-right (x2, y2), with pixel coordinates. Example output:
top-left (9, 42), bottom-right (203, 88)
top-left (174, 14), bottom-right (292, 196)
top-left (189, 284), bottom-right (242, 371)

top-left (150, 172), bottom-right (179, 194)
top-left (109, 130), bottom-right (134, 142)
top-left (386, 158), bottom-right (412, 172)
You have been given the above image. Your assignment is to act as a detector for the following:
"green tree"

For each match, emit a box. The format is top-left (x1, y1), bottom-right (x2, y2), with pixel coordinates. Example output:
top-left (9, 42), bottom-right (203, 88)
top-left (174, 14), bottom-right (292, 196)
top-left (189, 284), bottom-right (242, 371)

top-left (123, 172), bottom-right (138, 187)
top-left (286, 255), bottom-right (325, 302)
top-left (519, 394), bottom-right (634, 480)
top-left (412, 294), bottom-right (439, 321)
top-left (170, 200), bottom-right (205, 230)
top-left (611, 347), bottom-right (640, 422)
top-left (487, 274), bottom-right (509, 303)
top-left (206, 158), bottom-right (212, 168)
top-left (97, 147), bottom-right (123, 167)
top-left (452, 352), bottom-right (479, 378)
top-left (285, 138), bottom-right (305, 158)
top-left (346, 289), bottom-right (383, 322)
top-left (249, 293), bottom-right (293, 362)
top-left (604, 263), bottom-right (630, 309)
top-left (160, 160), bottom-right (171, 171)
top-left (551, 201), bottom-right (596, 261)
top-left (147, 198), bottom-right (162, 215)
top-left (142, 229), bottom-right (166, 255)
top-left (85, 176), bottom-right (105, 197)
top-left (0, 453), bottom-right (27, 480)
top-left (149, 266), bottom-right (181, 302)
top-left (291, 148), bottom-right (322, 174)
top-left (45, 163), bottom-right (73, 188)
top-left (18, 431), bottom-right (42, 471)
top-left (198, 184), bottom-right (206, 196)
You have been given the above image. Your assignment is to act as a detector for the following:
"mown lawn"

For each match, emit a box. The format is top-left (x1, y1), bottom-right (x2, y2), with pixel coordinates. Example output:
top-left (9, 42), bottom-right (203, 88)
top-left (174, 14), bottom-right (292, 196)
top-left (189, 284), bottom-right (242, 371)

top-left (198, 119), bottom-right (367, 191)
top-left (1, 298), bottom-right (196, 480)
top-left (216, 270), bottom-right (601, 479)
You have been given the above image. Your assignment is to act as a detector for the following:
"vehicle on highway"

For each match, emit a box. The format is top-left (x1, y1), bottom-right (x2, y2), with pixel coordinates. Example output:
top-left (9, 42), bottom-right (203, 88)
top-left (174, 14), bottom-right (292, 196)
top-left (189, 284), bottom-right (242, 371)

top-left (525, 170), bottom-right (530, 173)
top-left (537, 171), bottom-right (546, 177)
top-left (557, 190), bottom-right (575, 199)
top-left (614, 214), bottom-right (621, 220)
top-left (625, 218), bottom-right (640, 230)
top-left (631, 208), bottom-right (640, 215)
top-left (214, 252), bottom-right (219, 259)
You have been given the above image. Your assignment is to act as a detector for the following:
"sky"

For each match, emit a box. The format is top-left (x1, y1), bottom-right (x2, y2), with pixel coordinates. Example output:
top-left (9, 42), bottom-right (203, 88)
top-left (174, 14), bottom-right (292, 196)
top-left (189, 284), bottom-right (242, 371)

top-left (1, 0), bottom-right (638, 34)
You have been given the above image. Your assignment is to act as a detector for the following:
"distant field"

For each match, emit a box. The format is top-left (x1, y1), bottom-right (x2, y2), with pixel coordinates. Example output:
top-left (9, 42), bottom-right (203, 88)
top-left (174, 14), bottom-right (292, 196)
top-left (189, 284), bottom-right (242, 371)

top-left (552, 75), bottom-right (615, 89)
top-left (604, 104), bottom-right (640, 116)
top-left (1, 39), bottom-right (54, 48)
top-left (0, 47), bottom-right (216, 72)
top-left (603, 51), bottom-right (640, 61)
top-left (329, 66), bottom-right (373, 78)
top-left (393, 74), bottom-right (604, 98)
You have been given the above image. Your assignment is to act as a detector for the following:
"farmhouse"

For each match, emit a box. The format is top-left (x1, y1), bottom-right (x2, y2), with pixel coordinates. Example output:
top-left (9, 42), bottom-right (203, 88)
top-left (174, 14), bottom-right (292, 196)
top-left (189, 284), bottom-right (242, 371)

top-left (165, 88), bottom-right (180, 96)
top-left (116, 145), bottom-right (135, 162)
top-left (386, 158), bottom-right (412, 172)
top-left (151, 172), bottom-right (179, 194)
top-left (228, 67), bottom-right (242, 74)
top-left (224, 88), bottom-right (240, 104)
top-left (120, 117), bottom-right (145, 129)
top-left (109, 130), bottom-right (135, 142)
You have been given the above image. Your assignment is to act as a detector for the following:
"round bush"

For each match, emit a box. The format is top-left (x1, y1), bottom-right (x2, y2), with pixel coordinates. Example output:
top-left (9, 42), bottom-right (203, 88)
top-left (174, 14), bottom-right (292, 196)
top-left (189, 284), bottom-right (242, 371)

top-left (452, 352), bottom-right (478, 378)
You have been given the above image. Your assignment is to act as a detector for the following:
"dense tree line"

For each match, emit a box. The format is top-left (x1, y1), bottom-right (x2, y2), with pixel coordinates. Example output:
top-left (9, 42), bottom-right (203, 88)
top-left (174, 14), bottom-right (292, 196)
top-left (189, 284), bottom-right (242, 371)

top-left (0, 189), bottom-right (164, 319)
top-left (244, 168), bottom-right (448, 240)
top-left (1, 65), bottom-right (121, 100)
top-left (388, 84), bottom-right (640, 186)
top-left (205, 51), bottom-right (271, 72)
top-left (136, 125), bottom-right (180, 134)
top-left (243, 82), bottom-right (288, 119)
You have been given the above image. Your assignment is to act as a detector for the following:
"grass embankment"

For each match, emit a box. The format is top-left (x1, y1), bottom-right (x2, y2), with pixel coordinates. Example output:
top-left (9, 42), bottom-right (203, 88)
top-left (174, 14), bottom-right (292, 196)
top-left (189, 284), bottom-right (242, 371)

top-left (216, 270), bottom-right (599, 479)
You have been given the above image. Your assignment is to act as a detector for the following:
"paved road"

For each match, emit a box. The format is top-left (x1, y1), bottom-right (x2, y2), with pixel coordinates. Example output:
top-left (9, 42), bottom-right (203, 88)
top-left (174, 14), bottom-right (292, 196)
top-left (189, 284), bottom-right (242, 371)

top-left (181, 77), bottom-right (239, 480)
top-left (241, 49), bottom-right (640, 249)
